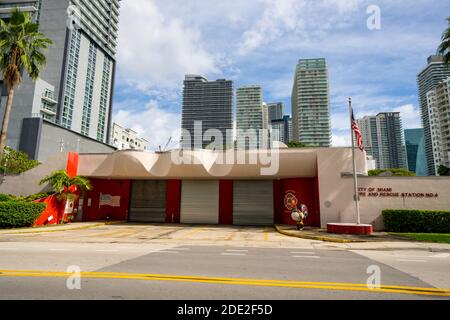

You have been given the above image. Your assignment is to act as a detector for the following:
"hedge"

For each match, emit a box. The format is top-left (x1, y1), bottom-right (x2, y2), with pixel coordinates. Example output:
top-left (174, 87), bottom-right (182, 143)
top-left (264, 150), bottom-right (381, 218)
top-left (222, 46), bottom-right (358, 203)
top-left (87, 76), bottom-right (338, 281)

top-left (0, 202), bottom-right (47, 229)
top-left (383, 210), bottom-right (450, 233)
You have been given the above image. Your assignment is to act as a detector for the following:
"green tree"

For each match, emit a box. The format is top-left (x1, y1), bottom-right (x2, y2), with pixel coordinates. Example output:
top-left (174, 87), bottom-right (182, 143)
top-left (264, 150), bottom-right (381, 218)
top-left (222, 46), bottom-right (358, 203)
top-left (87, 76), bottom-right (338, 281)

top-left (0, 146), bottom-right (39, 174)
top-left (0, 9), bottom-right (53, 161)
top-left (368, 168), bottom-right (416, 177)
top-left (438, 165), bottom-right (450, 176)
top-left (438, 16), bottom-right (450, 65)
top-left (39, 170), bottom-right (92, 201)
top-left (287, 141), bottom-right (308, 148)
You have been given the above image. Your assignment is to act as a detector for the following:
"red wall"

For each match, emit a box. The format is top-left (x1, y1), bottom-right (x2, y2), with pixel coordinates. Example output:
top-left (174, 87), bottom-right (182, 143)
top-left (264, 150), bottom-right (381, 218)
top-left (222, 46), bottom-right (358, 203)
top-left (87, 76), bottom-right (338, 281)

top-left (166, 180), bottom-right (181, 223)
top-left (274, 178), bottom-right (320, 227)
top-left (82, 178), bottom-right (320, 227)
top-left (33, 195), bottom-right (63, 226)
top-left (219, 180), bottom-right (233, 225)
top-left (82, 179), bottom-right (131, 221)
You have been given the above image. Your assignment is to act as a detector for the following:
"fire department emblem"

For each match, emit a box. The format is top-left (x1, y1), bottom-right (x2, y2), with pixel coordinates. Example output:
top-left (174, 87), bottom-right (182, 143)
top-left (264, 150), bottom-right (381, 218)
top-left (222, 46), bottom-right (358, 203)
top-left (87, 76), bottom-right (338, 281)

top-left (284, 191), bottom-right (298, 211)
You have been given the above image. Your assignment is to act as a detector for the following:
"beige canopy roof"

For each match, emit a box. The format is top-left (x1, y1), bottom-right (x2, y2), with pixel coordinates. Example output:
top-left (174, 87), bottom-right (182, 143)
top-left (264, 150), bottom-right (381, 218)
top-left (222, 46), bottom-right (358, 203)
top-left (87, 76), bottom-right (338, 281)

top-left (78, 148), bottom-right (323, 180)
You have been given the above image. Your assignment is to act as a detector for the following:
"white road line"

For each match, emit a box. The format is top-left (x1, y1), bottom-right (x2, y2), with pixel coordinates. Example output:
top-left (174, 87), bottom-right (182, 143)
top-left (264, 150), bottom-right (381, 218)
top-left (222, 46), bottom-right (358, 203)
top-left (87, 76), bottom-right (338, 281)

top-left (221, 253), bottom-right (247, 256)
top-left (95, 250), bottom-right (119, 253)
top-left (396, 259), bottom-right (427, 263)
top-left (226, 249), bottom-right (248, 253)
top-left (292, 255), bottom-right (321, 259)
top-left (430, 253), bottom-right (450, 259)
top-left (157, 251), bottom-right (180, 254)
top-left (290, 252), bottom-right (315, 255)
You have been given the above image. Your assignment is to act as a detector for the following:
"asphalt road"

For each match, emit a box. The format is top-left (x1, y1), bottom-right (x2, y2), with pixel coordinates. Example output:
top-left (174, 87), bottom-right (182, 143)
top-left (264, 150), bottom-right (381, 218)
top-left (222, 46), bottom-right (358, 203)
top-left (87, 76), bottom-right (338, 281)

top-left (0, 224), bottom-right (449, 300)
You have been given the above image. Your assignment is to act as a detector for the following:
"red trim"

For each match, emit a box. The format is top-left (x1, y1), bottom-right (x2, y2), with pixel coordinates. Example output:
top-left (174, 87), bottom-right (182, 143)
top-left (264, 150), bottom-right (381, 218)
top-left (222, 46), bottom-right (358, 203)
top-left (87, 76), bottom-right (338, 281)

top-left (327, 223), bottom-right (373, 235)
top-left (166, 180), bottom-right (181, 223)
top-left (219, 180), bottom-right (233, 225)
top-left (66, 152), bottom-right (79, 177)
top-left (273, 180), bottom-right (283, 224)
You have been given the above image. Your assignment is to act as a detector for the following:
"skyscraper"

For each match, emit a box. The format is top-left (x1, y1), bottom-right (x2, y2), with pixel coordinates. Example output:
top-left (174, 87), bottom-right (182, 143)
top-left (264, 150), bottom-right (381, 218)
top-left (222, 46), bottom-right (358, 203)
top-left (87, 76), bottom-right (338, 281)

top-left (417, 55), bottom-right (450, 175)
top-left (404, 128), bottom-right (427, 176)
top-left (236, 85), bottom-right (264, 149)
top-left (0, 0), bottom-right (120, 160)
top-left (267, 102), bottom-right (284, 124)
top-left (291, 58), bottom-right (332, 147)
top-left (357, 112), bottom-right (408, 170)
top-left (262, 102), bottom-right (269, 130)
top-left (426, 77), bottom-right (450, 173)
top-left (270, 115), bottom-right (291, 145)
top-left (181, 75), bottom-right (233, 149)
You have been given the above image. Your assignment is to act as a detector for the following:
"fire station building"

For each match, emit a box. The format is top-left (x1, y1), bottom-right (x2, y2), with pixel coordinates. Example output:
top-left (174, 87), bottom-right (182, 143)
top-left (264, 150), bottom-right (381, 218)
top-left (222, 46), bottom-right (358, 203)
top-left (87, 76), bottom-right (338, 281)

top-left (75, 148), bottom-right (450, 230)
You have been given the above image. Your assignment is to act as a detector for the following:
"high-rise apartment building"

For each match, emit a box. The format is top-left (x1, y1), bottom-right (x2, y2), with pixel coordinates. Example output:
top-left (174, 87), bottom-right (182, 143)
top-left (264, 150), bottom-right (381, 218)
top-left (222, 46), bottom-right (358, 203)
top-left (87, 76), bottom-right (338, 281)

top-left (262, 102), bottom-right (269, 130)
top-left (270, 115), bottom-right (292, 145)
top-left (236, 86), bottom-right (264, 149)
top-left (181, 75), bottom-right (233, 149)
top-left (0, 0), bottom-right (120, 160)
top-left (267, 102), bottom-right (284, 124)
top-left (426, 77), bottom-right (450, 174)
top-left (291, 58), bottom-right (332, 147)
top-left (404, 128), bottom-right (427, 176)
top-left (357, 112), bottom-right (408, 170)
top-left (417, 55), bottom-right (450, 175)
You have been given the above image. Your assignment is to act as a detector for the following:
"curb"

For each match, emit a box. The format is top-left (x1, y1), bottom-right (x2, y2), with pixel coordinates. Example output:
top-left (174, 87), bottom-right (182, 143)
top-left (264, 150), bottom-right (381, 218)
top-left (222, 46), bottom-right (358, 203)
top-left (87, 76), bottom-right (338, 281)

top-left (274, 225), bottom-right (365, 244)
top-left (1, 221), bottom-right (125, 235)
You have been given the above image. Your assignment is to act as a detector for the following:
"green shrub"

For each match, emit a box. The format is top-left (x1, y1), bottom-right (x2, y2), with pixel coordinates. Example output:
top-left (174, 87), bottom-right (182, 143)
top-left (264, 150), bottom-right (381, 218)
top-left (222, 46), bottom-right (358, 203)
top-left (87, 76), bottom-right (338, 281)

top-left (0, 192), bottom-right (53, 203)
top-left (369, 169), bottom-right (416, 177)
top-left (0, 194), bottom-right (13, 202)
top-left (0, 147), bottom-right (40, 174)
top-left (383, 210), bottom-right (450, 233)
top-left (0, 202), bottom-right (47, 229)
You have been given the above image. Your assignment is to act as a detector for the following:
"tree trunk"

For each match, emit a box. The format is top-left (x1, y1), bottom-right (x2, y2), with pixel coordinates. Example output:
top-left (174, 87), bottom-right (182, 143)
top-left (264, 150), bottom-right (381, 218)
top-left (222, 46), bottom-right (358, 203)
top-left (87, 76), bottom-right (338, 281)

top-left (0, 87), bottom-right (15, 162)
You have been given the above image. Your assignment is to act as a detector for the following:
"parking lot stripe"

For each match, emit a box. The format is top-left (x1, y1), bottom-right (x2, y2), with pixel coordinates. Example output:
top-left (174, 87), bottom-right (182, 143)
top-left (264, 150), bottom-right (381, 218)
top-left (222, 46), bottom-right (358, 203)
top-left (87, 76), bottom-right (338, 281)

top-left (221, 253), bottom-right (246, 256)
top-left (291, 252), bottom-right (315, 255)
top-left (396, 259), bottom-right (427, 263)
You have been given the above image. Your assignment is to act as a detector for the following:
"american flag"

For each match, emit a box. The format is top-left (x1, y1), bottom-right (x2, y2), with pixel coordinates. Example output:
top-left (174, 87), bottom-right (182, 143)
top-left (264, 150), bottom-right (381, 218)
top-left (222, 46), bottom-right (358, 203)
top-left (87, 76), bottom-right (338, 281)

top-left (351, 111), bottom-right (365, 152)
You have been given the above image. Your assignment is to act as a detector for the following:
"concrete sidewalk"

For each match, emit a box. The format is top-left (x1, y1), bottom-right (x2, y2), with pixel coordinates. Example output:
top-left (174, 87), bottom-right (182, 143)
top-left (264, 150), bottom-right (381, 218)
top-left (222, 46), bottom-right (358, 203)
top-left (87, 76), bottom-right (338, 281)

top-left (0, 221), bottom-right (116, 235)
top-left (275, 224), bottom-right (450, 252)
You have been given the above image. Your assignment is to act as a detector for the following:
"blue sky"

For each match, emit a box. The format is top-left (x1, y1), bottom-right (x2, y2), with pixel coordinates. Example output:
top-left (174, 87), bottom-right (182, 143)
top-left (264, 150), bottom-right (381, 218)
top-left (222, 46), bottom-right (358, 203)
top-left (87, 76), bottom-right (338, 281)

top-left (112, 0), bottom-right (449, 150)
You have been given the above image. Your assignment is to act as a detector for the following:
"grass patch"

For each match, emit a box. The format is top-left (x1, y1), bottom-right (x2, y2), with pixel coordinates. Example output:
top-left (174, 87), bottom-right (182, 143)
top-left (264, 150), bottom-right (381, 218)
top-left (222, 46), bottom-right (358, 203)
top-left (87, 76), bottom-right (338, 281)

top-left (390, 233), bottom-right (450, 244)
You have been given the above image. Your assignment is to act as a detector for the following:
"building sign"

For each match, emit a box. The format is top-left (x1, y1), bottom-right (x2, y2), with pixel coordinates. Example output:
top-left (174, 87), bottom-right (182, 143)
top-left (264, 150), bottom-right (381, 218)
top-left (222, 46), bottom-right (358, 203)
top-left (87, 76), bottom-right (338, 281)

top-left (99, 193), bottom-right (121, 207)
top-left (358, 187), bottom-right (438, 199)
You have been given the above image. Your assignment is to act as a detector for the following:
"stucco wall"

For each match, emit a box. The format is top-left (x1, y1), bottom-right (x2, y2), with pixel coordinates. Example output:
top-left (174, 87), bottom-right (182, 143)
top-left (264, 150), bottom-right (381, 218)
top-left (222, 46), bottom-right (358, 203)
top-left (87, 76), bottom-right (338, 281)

top-left (0, 153), bottom-right (68, 197)
top-left (317, 148), bottom-right (450, 230)
top-left (316, 148), bottom-right (367, 228)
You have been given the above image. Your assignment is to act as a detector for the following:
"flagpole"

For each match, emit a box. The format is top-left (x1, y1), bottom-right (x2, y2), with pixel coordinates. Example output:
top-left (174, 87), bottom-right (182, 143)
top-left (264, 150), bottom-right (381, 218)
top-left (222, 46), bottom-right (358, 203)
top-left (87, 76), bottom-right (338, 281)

top-left (349, 97), bottom-right (361, 225)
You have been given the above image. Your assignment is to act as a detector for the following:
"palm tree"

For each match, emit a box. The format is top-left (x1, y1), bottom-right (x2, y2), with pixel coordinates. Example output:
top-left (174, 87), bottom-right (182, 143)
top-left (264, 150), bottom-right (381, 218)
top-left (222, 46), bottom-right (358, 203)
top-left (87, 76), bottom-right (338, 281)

top-left (39, 170), bottom-right (92, 201)
top-left (438, 16), bottom-right (450, 65)
top-left (0, 9), bottom-right (53, 160)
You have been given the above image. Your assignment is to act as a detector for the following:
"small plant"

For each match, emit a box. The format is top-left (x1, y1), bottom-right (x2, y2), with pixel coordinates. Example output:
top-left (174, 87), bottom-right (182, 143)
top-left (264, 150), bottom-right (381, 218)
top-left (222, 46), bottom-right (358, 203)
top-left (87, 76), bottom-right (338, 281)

top-left (39, 170), bottom-right (92, 201)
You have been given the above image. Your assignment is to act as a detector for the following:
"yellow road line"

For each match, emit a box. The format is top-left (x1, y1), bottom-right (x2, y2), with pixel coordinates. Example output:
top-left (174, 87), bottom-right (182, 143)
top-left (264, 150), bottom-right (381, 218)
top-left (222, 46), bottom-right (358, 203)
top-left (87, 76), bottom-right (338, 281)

top-left (176, 227), bottom-right (205, 240)
top-left (264, 227), bottom-right (269, 241)
top-left (0, 270), bottom-right (449, 297)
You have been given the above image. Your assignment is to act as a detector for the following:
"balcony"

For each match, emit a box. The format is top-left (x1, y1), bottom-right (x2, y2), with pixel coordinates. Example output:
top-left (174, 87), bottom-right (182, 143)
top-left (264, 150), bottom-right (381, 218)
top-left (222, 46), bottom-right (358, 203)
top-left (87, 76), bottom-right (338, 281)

top-left (42, 91), bottom-right (57, 104)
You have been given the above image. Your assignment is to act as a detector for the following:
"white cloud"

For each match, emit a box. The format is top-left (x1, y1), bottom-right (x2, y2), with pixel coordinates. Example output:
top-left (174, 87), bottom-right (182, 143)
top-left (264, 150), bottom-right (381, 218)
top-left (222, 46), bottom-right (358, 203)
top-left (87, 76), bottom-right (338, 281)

top-left (393, 104), bottom-right (422, 129)
top-left (332, 133), bottom-right (351, 147)
top-left (117, 0), bottom-right (218, 90)
top-left (238, 0), bottom-right (359, 54)
top-left (113, 101), bottom-right (181, 151)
